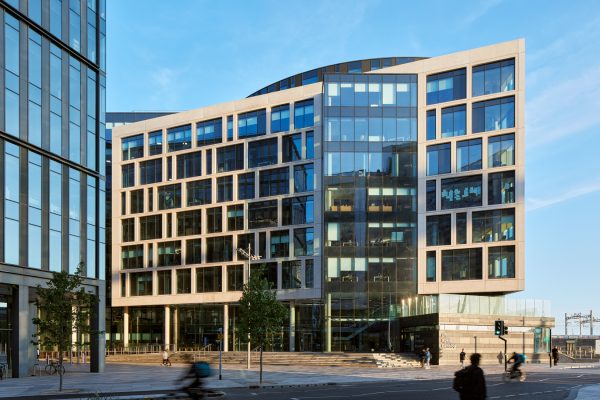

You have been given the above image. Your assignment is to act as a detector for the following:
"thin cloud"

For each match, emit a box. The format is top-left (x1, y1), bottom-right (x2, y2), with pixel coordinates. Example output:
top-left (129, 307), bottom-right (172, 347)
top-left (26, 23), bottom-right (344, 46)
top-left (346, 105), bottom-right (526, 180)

top-left (527, 181), bottom-right (600, 212)
top-left (461, 0), bottom-right (503, 26)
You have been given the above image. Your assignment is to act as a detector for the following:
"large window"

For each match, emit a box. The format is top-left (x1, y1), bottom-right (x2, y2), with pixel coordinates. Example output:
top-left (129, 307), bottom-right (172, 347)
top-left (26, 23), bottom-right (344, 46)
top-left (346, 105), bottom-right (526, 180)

top-left (456, 139), bottom-right (482, 172)
top-left (196, 266), bottom-right (222, 293)
top-left (206, 236), bottom-right (233, 262)
top-left (248, 200), bottom-right (277, 229)
top-left (227, 204), bottom-right (244, 231)
top-left (294, 228), bottom-right (314, 256)
top-left (217, 144), bottom-right (244, 172)
top-left (271, 104), bottom-right (290, 133)
top-left (282, 134), bottom-right (301, 163)
top-left (158, 241), bottom-right (181, 266)
top-left (187, 179), bottom-right (212, 206)
top-left (140, 215), bottom-right (162, 240)
top-left (238, 173), bottom-right (255, 200)
top-left (426, 214), bottom-right (451, 246)
top-left (294, 164), bottom-right (314, 193)
top-left (122, 134), bottom-right (144, 160)
top-left (176, 269), bottom-right (191, 294)
top-left (157, 270), bottom-right (171, 295)
top-left (217, 176), bottom-right (233, 202)
top-left (238, 109), bottom-right (266, 138)
top-left (130, 189), bottom-right (144, 213)
top-left (456, 212), bottom-right (467, 244)
top-left (426, 68), bottom-right (466, 105)
top-left (206, 207), bottom-right (223, 233)
top-left (271, 230), bottom-right (290, 258)
top-left (426, 110), bottom-right (436, 140)
top-left (227, 265), bottom-right (244, 291)
top-left (122, 164), bottom-right (135, 188)
top-left (197, 118), bottom-right (222, 147)
top-left (130, 272), bottom-right (152, 296)
top-left (4, 15), bottom-right (20, 138)
top-left (488, 134), bottom-right (515, 168)
top-left (472, 208), bottom-right (515, 243)
top-left (441, 248), bottom-right (482, 281)
top-left (122, 219), bottom-right (135, 242)
top-left (177, 210), bottom-right (201, 236)
top-left (282, 261), bottom-right (302, 289)
top-left (177, 152), bottom-right (202, 179)
top-left (140, 159), bottom-right (162, 185)
top-left (121, 245), bottom-right (143, 269)
top-left (259, 167), bottom-right (289, 197)
top-left (488, 245), bottom-right (515, 279)
top-left (426, 143), bottom-right (451, 176)
top-left (148, 130), bottom-right (163, 155)
top-left (472, 96), bottom-right (515, 133)
top-left (158, 184), bottom-right (181, 210)
top-left (441, 175), bottom-right (482, 209)
top-left (441, 104), bottom-right (466, 138)
top-left (294, 99), bottom-right (314, 129)
top-left (167, 125), bottom-right (192, 152)
top-left (488, 171), bottom-right (515, 205)
top-left (426, 180), bottom-right (437, 212)
top-left (248, 138), bottom-right (277, 168)
top-left (186, 238), bottom-right (202, 264)
top-left (282, 196), bottom-right (314, 225)
top-left (426, 251), bottom-right (436, 282)
top-left (473, 59), bottom-right (515, 97)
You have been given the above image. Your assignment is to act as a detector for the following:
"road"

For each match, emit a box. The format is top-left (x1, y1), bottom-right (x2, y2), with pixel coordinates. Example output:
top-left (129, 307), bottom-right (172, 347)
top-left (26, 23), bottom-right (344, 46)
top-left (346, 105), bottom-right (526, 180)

top-left (222, 371), bottom-right (600, 400)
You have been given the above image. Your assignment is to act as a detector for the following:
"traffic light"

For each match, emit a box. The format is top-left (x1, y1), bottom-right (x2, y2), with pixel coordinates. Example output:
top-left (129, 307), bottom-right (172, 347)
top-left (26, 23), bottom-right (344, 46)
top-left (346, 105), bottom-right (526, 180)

top-left (495, 320), bottom-right (504, 336)
top-left (503, 325), bottom-right (509, 335)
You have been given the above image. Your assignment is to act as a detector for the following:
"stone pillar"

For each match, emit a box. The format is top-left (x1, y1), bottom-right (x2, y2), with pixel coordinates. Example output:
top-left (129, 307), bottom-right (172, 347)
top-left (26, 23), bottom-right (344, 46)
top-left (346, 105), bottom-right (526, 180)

top-left (325, 293), bottom-right (331, 352)
top-left (123, 306), bottom-right (129, 349)
top-left (14, 285), bottom-right (34, 377)
top-left (90, 283), bottom-right (106, 372)
top-left (173, 307), bottom-right (178, 352)
top-left (223, 304), bottom-right (229, 352)
top-left (289, 301), bottom-right (296, 352)
top-left (164, 305), bottom-right (170, 351)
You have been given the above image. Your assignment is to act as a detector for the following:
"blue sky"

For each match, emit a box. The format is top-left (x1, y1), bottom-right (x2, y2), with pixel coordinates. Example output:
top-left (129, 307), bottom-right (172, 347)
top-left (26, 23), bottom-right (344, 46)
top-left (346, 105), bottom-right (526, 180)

top-left (107, 0), bottom-right (600, 334)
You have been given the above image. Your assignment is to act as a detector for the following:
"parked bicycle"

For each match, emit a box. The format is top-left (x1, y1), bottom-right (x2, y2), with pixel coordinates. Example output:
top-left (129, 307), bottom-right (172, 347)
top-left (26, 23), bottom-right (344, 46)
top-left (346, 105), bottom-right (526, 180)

top-left (45, 360), bottom-right (66, 375)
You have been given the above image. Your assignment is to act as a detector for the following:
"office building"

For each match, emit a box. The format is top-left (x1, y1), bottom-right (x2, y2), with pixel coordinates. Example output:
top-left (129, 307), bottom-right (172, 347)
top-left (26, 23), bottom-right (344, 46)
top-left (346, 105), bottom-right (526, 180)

top-left (0, 0), bottom-right (106, 377)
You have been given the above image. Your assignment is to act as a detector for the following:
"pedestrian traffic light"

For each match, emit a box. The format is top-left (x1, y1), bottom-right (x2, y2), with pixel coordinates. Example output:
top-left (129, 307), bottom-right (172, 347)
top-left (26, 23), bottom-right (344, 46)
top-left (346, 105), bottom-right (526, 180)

top-left (503, 325), bottom-right (509, 335)
top-left (495, 320), bottom-right (504, 336)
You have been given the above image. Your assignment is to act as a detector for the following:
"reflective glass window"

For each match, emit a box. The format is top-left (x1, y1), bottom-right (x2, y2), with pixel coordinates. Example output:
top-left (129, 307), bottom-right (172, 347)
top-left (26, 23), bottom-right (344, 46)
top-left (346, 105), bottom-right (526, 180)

top-left (302, 69), bottom-right (318, 85)
top-left (68, 57), bottom-right (81, 163)
top-left (205, 149), bottom-right (212, 174)
top-left (140, 215), bottom-right (162, 240)
top-left (227, 204), bottom-right (244, 231)
top-left (158, 270), bottom-right (171, 295)
top-left (176, 151), bottom-right (201, 179)
top-left (441, 104), bottom-right (466, 138)
top-left (130, 272), bottom-right (152, 296)
top-left (140, 159), bottom-right (162, 185)
top-left (426, 143), bottom-right (451, 176)
top-left (206, 236), bottom-right (233, 262)
top-left (248, 200), bottom-right (277, 229)
top-left (227, 265), bottom-right (243, 291)
top-left (238, 109), bottom-right (266, 139)
top-left (488, 245), bottom-right (515, 279)
top-left (237, 172), bottom-right (255, 200)
top-left (158, 241), bottom-right (181, 267)
top-left (187, 179), bottom-right (211, 206)
top-left (167, 125), bottom-right (192, 152)
top-left (217, 176), bottom-right (233, 202)
top-left (5, 15), bottom-right (20, 137)
top-left (28, 31), bottom-right (42, 147)
top-left (426, 68), bottom-right (466, 105)
top-left (488, 134), bottom-right (515, 168)
top-left (157, 184), bottom-right (181, 210)
top-left (306, 131), bottom-right (314, 159)
top-left (472, 59), bottom-right (515, 97)
top-left (206, 207), bottom-right (222, 233)
top-left (488, 171), bottom-right (515, 205)
top-left (217, 144), bottom-right (244, 172)
top-left (4, 143), bottom-right (20, 264)
top-left (50, 45), bottom-right (62, 155)
top-left (69, 0), bottom-right (81, 51)
top-left (196, 266), bottom-right (222, 293)
top-left (49, 160), bottom-right (62, 271)
top-left (122, 134), bottom-right (144, 160)
top-left (282, 134), bottom-right (301, 163)
top-left (122, 218), bottom-right (135, 242)
top-left (148, 130), bottom-right (163, 155)
top-left (441, 175), bottom-right (482, 209)
top-left (456, 212), bottom-right (467, 244)
top-left (294, 228), bottom-right (314, 256)
top-left (227, 116), bottom-right (233, 141)
top-left (282, 260), bottom-right (302, 289)
top-left (270, 230), bottom-right (289, 258)
top-left (294, 99), bottom-right (314, 129)
top-left (259, 167), bottom-right (289, 197)
top-left (196, 118), bottom-right (222, 147)
top-left (456, 139), bottom-right (482, 172)
top-left (248, 138), bottom-right (277, 168)
top-left (426, 180), bottom-right (437, 211)
top-left (122, 164), bottom-right (134, 188)
top-left (176, 269), bottom-right (191, 294)
top-left (29, 0), bottom-right (42, 23)
top-left (426, 110), bottom-right (436, 140)
top-left (186, 238), bottom-right (202, 264)
top-left (177, 210), bottom-right (201, 236)
top-left (426, 214), bottom-right (451, 246)
top-left (293, 164), bottom-right (314, 193)
top-left (282, 196), bottom-right (314, 225)
top-left (271, 104), bottom-right (290, 133)
top-left (441, 248), bottom-right (482, 281)
top-left (472, 208), bottom-right (515, 243)
top-left (472, 96), bottom-right (515, 133)
top-left (122, 245), bottom-right (144, 269)
top-left (130, 189), bottom-right (144, 214)
top-left (426, 251), bottom-right (436, 282)
top-left (50, 0), bottom-right (62, 38)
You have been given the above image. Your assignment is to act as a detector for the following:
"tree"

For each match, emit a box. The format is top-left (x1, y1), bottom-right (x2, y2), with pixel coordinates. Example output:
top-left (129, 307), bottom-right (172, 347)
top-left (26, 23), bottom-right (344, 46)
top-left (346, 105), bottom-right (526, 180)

top-left (32, 264), bottom-right (98, 391)
top-left (238, 268), bottom-right (287, 385)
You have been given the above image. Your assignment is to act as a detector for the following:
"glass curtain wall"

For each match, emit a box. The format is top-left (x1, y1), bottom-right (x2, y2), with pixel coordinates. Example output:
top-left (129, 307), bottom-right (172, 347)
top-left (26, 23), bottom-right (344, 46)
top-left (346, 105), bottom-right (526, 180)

top-left (323, 74), bottom-right (418, 352)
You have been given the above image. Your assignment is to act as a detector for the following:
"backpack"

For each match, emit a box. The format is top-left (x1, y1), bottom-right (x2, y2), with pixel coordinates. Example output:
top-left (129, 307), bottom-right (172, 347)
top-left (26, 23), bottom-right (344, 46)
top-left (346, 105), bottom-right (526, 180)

top-left (453, 367), bottom-right (469, 392)
top-left (193, 361), bottom-right (211, 378)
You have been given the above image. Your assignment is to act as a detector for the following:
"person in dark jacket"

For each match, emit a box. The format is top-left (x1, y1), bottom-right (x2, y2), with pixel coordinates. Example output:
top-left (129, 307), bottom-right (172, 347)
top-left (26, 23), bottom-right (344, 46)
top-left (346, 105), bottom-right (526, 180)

top-left (551, 346), bottom-right (559, 366)
top-left (458, 353), bottom-right (487, 400)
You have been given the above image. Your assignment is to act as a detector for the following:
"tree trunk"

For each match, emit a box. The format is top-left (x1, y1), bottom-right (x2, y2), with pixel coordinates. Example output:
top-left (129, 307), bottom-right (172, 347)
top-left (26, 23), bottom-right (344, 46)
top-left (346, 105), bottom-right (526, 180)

top-left (59, 345), bottom-right (63, 392)
top-left (259, 346), bottom-right (263, 385)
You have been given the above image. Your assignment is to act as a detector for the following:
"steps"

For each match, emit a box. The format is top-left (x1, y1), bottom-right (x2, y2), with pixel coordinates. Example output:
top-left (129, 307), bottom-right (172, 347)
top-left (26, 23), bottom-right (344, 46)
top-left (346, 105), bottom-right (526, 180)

top-left (373, 353), bottom-right (422, 368)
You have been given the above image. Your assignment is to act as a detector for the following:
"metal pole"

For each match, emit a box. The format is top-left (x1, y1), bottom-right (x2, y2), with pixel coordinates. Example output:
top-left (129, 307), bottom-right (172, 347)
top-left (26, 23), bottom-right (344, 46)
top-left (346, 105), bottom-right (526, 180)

top-left (499, 336), bottom-right (507, 371)
top-left (474, 336), bottom-right (477, 353)
top-left (591, 311), bottom-right (594, 336)
top-left (219, 328), bottom-right (223, 380)
top-left (565, 313), bottom-right (567, 336)
top-left (549, 328), bottom-right (552, 368)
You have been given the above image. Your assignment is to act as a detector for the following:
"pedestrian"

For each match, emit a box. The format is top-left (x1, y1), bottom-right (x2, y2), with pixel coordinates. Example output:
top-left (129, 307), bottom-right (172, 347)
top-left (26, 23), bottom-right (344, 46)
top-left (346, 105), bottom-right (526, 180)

top-left (425, 347), bottom-right (431, 369)
top-left (460, 348), bottom-right (466, 368)
top-left (453, 353), bottom-right (486, 400)
top-left (551, 346), bottom-right (559, 366)
top-left (418, 348), bottom-right (424, 368)
top-left (162, 347), bottom-right (170, 366)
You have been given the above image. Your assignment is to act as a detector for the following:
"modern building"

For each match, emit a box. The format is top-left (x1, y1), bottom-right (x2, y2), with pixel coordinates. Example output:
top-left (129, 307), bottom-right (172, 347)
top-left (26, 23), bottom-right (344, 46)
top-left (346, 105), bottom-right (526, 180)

top-left (0, 0), bottom-right (106, 377)
top-left (111, 40), bottom-right (553, 362)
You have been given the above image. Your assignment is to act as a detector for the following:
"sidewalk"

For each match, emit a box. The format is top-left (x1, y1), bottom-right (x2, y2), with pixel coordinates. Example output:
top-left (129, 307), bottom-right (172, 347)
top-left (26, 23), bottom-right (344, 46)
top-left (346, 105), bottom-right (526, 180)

top-left (574, 384), bottom-right (600, 400)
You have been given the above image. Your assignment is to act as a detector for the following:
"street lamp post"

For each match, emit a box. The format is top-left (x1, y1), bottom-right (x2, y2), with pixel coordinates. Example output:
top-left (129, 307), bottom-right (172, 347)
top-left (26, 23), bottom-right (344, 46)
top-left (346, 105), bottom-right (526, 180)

top-left (237, 245), bottom-right (261, 370)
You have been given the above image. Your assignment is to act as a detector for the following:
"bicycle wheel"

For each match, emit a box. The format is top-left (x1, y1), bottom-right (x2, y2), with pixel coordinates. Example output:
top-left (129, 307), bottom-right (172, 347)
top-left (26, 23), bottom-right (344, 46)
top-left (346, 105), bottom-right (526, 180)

top-left (58, 365), bottom-right (66, 375)
top-left (45, 364), bottom-right (55, 375)
top-left (519, 371), bottom-right (526, 382)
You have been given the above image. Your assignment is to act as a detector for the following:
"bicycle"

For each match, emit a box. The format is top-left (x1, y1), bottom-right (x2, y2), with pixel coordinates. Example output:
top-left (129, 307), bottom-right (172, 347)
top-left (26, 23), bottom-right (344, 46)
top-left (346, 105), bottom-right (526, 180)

top-left (45, 360), bottom-right (66, 375)
top-left (502, 367), bottom-right (526, 382)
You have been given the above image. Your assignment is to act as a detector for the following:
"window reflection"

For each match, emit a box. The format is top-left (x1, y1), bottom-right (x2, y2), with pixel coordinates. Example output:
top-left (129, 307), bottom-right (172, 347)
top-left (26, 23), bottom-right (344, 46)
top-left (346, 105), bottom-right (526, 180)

top-left (472, 59), bottom-right (515, 97)
top-left (472, 96), bottom-right (515, 133)
top-left (472, 208), bottom-right (515, 243)
top-left (488, 134), bottom-right (515, 168)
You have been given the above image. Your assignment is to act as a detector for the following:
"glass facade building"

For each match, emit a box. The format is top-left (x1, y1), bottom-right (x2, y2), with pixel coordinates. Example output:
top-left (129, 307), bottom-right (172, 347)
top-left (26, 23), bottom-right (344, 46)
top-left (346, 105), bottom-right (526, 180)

top-left (0, 0), bottom-right (105, 377)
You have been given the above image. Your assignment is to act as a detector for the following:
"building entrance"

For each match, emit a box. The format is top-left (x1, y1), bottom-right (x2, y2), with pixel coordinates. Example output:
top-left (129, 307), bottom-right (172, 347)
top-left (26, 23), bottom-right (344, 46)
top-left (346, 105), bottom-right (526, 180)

top-left (0, 285), bottom-right (14, 375)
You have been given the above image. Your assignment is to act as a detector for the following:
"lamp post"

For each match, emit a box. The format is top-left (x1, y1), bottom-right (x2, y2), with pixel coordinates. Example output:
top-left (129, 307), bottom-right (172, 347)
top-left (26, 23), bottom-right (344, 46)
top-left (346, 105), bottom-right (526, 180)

top-left (237, 245), bottom-right (261, 369)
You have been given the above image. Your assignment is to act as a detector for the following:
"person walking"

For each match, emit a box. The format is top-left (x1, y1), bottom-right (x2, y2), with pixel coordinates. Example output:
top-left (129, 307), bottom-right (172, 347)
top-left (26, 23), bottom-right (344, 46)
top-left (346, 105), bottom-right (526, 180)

top-left (162, 348), bottom-right (171, 366)
top-left (453, 353), bottom-right (487, 400)
top-left (551, 346), bottom-right (559, 366)
top-left (425, 348), bottom-right (431, 369)
top-left (460, 348), bottom-right (466, 368)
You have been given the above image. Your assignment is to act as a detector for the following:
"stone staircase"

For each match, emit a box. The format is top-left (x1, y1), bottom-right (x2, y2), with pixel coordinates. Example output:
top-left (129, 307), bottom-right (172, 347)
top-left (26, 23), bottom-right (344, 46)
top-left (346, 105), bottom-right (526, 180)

top-left (373, 353), bottom-right (422, 368)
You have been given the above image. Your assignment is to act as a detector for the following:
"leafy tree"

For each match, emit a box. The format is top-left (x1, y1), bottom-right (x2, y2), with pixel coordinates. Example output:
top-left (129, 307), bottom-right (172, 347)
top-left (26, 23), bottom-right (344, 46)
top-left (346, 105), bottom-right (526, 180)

top-left (32, 264), bottom-right (98, 391)
top-left (238, 268), bottom-right (287, 384)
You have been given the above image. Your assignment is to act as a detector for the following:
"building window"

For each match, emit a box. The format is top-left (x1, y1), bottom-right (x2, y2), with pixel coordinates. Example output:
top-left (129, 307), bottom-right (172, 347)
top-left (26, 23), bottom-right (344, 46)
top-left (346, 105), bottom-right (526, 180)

top-left (441, 248), bottom-right (482, 281)
top-left (158, 270), bottom-right (171, 295)
top-left (227, 116), bottom-right (233, 141)
top-left (456, 139), bottom-right (482, 172)
top-left (167, 156), bottom-right (173, 180)
top-left (148, 130), bottom-right (163, 155)
top-left (472, 96), bottom-right (515, 133)
top-left (441, 104), bottom-right (466, 138)
top-left (294, 99), bottom-right (314, 129)
top-left (426, 68), bottom-right (466, 105)
top-left (305, 260), bottom-right (314, 288)
top-left (426, 180), bottom-right (437, 212)
top-left (227, 265), bottom-right (243, 291)
top-left (248, 200), bottom-right (278, 229)
top-left (306, 131), bottom-right (314, 159)
top-left (237, 172), bottom-right (255, 200)
top-left (205, 149), bottom-right (212, 174)
top-left (282, 196), bottom-right (314, 225)
top-left (227, 204), bottom-right (244, 231)
top-left (472, 208), bottom-right (515, 243)
top-left (121, 245), bottom-right (143, 270)
top-left (158, 184), bottom-right (182, 210)
top-left (283, 134), bottom-right (301, 162)
top-left (259, 167), bottom-right (289, 197)
top-left (237, 234), bottom-right (254, 258)
top-left (177, 151), bottom-right (202, 179)
top-left (456, 212), bottom-right (467, 244)
top-left (140, 159), bottom-right (162, 185)
top-left (158, 241), bottom-right (181, 267)
top-left (197, 118), bottom-right (222, 147)
top-left (488, 245), bottom-right (515, 279)
top-left (122, 218), bottom-right (135, 242)
top-left (488, 171), bottom-right (515, 205)
top-left (167, 125), bottom-right (192, 152)
top-left (140, 215), bottom-right (162, 240)
top-left (206, 207), bottom-right (223, 233)
top-left (238, 109), bottom-right (266, 139)
top-left (294, 164), bottom-right (314, 193)
top-left (282, 261), bottom-right (302, 289)
top-left (251, 262), bottom-right (277, 288)
top-left (488, 134), bottom-right (515, 168)
top-left (130, 272), bottom-right (152, 296)
top-left (122, 164), bottom-right (135, 188)
top-left (271, 104), bottom-right (290, 133)
top-left (217, 176), bottom-right (233, 202)
top-left (426, 214), bottom-right (451, 246)
top-left (4, 15), bottom-right (20, 138)
top-left (271, 230), bottom-right (290, 258)
top-left (302, 69), bottom-right (318, 84)
top-left (176, 269), bottom-right (191, 294)
top-left (206, 236), bottom-right (233, 262)
top-left (122, 134), bottom-right (144, 161)
top-left (177, 210), bottom-right (201, 236)
top-left (217, 144), bottom-right (244, 172)
top-left (294, 228), bottom-right (314, 256)
top-left (248, 138), bottom-right (277, 168)
top-left (49, 160), bottom-right (62, 271)
top-left (187, 179), bottom-right (212, 206)
top-left (473, 59), bottom-right (515, 97)
top-left (426, 143), bottom-right (451, 176)
top-left (426, 110), bottom-right (436, 140)
top-left (130, 189), bottom-right (144, 214)
top-left (441, 175), bottom-right (482, 209)
top-left (186, 238), bottom-right (202, 264)
top-left (196, 266), bottom-right (222, 293)
top-left (426, 251), bottom-right (436, 282)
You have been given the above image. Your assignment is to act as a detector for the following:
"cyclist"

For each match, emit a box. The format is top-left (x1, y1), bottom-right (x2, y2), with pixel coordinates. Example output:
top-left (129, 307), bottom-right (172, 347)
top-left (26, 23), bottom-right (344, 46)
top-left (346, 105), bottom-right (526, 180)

top-left (180, 361), bottom-right (211, 399)
top-left (508, 352), bottom-right (525, 378)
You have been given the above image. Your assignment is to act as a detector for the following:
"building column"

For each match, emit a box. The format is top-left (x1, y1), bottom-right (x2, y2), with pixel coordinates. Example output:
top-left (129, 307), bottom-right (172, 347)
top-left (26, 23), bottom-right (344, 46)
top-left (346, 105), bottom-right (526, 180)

top-left (13, 285), bottom-right (34, 377)
top-left (164, 305), bottom-right (171, 351)
top-left (123, 306), bottom-right (129, 349)
top-left (173, 307), bottom-right (178, 352)
top-left (325, 293), bottom-right (331, 352)
top-left (90, 283), bottom-right (105, 373)
top-left (289, 301), bottom-right (296, 352)
top-left (223, 304), bottom-right (229, 352)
